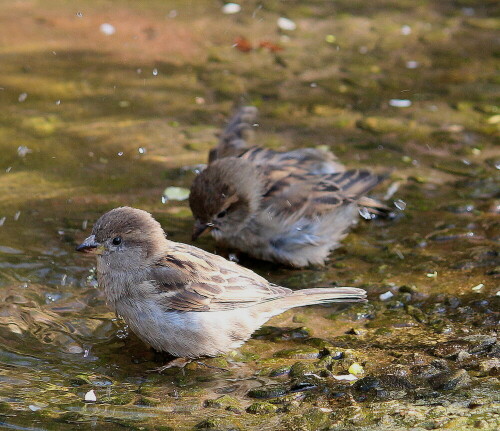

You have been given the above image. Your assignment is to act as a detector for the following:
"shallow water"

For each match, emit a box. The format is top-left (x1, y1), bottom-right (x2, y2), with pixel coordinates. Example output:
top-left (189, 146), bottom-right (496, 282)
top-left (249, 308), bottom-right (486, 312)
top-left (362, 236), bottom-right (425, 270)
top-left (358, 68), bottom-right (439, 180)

top-left (0, 1), bottom-right (498, 430)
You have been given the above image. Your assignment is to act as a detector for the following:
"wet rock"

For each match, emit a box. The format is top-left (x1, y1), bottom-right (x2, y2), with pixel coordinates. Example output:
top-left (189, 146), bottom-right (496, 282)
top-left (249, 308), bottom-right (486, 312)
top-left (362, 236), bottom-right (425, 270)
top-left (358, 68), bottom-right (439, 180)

top-left (428, 369), bottom-right (471, 390)
top-left (431, 335), bottom-right (497, 359)
top-left (274, 346), bottom-right (320, 360)
top-left (204, 395), bottom-right (241, 412)
top-left (247, 384), bottom-right (288, 399)
top-left (195, 417), bottom-right (236, 430)
top-left (353, 374), bottom-right (415, 399)
top-left (269, 365), bottom-right (291, 377)
top-left (289, 361), bottom-right (317, 378)
top-left (246, 401), bottom-right (278, 414)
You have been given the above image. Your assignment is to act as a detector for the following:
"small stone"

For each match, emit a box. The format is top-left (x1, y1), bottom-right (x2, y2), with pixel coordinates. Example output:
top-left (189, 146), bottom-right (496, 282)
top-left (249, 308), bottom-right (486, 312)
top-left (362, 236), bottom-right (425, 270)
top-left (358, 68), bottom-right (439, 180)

top-left (246, 401), bottom-right (278, 414)
top-left (428, 369), bottom-right (471, 390)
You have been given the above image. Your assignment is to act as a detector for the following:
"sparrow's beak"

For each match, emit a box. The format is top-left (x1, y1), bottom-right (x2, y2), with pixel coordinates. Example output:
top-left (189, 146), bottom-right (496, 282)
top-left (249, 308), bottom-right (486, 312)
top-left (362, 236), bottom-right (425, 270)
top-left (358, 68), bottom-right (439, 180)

top-left (76, 234), bottom-right (104, 255)
top-left (192, 221), bottom-right (213, 241)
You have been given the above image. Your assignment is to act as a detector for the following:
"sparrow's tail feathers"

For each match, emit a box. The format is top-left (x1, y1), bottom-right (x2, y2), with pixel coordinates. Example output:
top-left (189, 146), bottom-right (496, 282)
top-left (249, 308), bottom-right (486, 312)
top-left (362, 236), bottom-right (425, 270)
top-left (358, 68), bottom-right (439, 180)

top-left (280, 287), bottom-right (367, 310)
top-left (332, 170), bottom-right (384, 200)
top-left (209, 106), bottom-right (258, 162)
top-left (357, 196), bottom-right (393, 218)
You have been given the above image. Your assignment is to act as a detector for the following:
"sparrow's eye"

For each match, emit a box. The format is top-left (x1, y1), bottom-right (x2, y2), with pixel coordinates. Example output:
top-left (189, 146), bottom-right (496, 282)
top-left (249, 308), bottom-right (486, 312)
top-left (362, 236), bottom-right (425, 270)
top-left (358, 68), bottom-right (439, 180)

top-left (112, 237), bottom-right (122, 246)
top-left (216, 210), bottom-right (227, 218)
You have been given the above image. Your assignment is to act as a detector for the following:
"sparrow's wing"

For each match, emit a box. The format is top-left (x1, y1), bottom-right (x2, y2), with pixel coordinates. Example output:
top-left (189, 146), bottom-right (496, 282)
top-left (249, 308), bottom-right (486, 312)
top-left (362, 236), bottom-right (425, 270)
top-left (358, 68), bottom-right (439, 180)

top-left (262, 169), bottom-right (383, 219)
top-left (241, 146), bottom-right (343, 175)
top-left (150, 243), bottom-right (291, 312)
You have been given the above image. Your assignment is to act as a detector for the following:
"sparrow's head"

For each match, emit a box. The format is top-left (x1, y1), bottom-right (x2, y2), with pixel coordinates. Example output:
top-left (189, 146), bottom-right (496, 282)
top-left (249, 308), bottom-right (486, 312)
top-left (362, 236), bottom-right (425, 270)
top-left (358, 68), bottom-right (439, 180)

top-left (189, 158), bottom-right (263, 240)
top-left (76, 207), bottom-right (167, 265)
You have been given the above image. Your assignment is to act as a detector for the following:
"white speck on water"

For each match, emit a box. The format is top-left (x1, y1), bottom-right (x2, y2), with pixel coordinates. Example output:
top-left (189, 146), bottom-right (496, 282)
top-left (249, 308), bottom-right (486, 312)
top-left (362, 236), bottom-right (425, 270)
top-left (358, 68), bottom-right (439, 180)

top-left (401, 25), bottom-right (412, 35)
top-left (76, 12), bottom-right (83, 18)
top-left (17, 146), bottom-right (32, 157)
top-left (195, 96), bottom-right (205, 104)
top-left (18, 92), bottom-right (28, 102)
top-left (379, 291), bottom-right (394, 301)
top-left (310, 82), bottom-right (317, 88)
top-left (6, 167), bottom-right (12, 173)
top-left (82, 219), bottom-right (88, 230)
top-left (55, 100), bottom-right (61, 105)
top-left (406, 60), bottom-right (419, 69)
top-left (162, 186), bottom-right (190, 201)
top-left (167, 10), bottom-right (178, 18)
top-left (394, 199), bottom-right (407, 211)
top-left (117, 151), bottom-right (124, 156)
top-left (0, 217), bottom-right (6, 227)
top-left (394, 249), bottom-right (404, 260)
top-left (58, 230), bottom-right (65, 236)
top-left (359, 207), bottom-right (375, 220)
top-left (161, 196), bottom-right (167, 204)
top-left (28, 405), bottom-right (42, 411)
top-left (14, 211), bottom-right (21, 221)
top-left (116, 325), bottom-right (129, 339)
top-left (84, 390), bottom-right (97, 402)
top-left (389, 99), bottom-right (412, 108)
top-left (152, 68), bottom-right (158, 76)
top-left (332, 374), bottom-right (358, 381)
top-left (426, 271), bottom-right (438, 278)
top-left (462, 159), bottom-right (471, 166)
top-left (100, 23), bottom-right (115, 35)
top-left (61, 274), bottom-right (67, 286)
top-left (494, 161), bottom-right (500, 170)
top-left (277, 17), bottom-right (296, 31)
top-left (83, 348), bottom-right (90, 358)
top-left (138, 147), bottom-right (146, 154)
top-left (222, 3), bottom-right (241, 14)
top-left (228, 253), bottom-right (239, 263)
top-left (471, 283), bottom-right (484, 291)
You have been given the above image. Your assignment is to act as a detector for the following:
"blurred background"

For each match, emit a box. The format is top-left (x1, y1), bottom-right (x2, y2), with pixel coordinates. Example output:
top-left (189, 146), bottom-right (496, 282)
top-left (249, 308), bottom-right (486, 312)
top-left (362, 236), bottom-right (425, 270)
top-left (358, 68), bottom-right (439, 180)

top-left (0, 1), bottom-right (498, 430)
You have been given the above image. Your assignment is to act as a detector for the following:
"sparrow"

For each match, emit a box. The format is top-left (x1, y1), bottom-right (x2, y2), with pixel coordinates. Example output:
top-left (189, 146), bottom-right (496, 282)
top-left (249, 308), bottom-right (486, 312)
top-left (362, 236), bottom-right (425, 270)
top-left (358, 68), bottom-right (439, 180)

top-left (76, 207), bottom-right (366, 359)
top-left (189, 107), bottom-right (389, 267)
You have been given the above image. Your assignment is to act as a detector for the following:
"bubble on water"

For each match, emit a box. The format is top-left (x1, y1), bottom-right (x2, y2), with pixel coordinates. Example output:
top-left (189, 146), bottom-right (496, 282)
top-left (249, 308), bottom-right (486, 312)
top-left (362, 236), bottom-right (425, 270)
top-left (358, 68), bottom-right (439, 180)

top-left (83, 348), bottom-right (90, 358)
top-left (400, 25), bottom-right (412, 35)
top-left (55, 100), bottom-right (61, 105)
top-left (45, 292), bottom-right (62, 303)
top-left (152, 68), bottom-right (158, 76)
top-left (222, 3), bottom-right (241, 14)
top-left (406, 60), bottom-right (419, 69)
top-left (389, 99), bottom-right (412, 108)
top-left (76, 12), bottom-right (83, 18)
top-left (116, 325), bottom-right (129, 339)
top-left (117, 151), bottom-right (124, 156)
top-left (14, 211), bottom-right (21, 221)
top-left (0, 217), bottom-right (6, 227)
top-left (17, 146), bottom-right (32, 157)
top-left (277, 17), bottom-right (296, 31)
top-left (394, 199), bottom-right (407, 211)
top-left (138, 147), bottom-right (146, 154)
top-left (18, 92), bottom-right (28, 102)
top-left (99, 23), bottom-right (116, 35)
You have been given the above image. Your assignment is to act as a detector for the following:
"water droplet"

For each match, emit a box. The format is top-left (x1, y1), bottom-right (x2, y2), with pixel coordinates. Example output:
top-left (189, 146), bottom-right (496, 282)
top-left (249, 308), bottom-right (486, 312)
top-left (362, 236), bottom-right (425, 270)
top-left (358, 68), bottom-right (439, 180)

top-left (117, 151), bottom-right (123, 156)
top-left (152, 68), bottom-right (158, 76)
top-left (228, 253), bottom-right (239, 263)
top-left (82, 220), bottom-right (88, 230)
top-left (222, 3), bottom-right (241, 14)
top-left (14, 211), bottom-right (21, 221)
top-left (61, 274), bottom-right (67, 286)
top-left (277, 17), bottom-right (296, 31)
top-left (0, 217), bottom-right (6, 227)
top-left (18, 92), bottom-right (28, 102)
top-left (389, 99), bottom-right (412, 108)
top-left (17, 145), bottom-right (32, 157)
top-left (161, 196), bottom-right (167, 204)
top-left (310, 82), bottom-right (317, 88)
top-left (394, 199), bottom-right (407, 211)
top-left (76, 12), bottom-right (83, 18)
top-left (99, 23), bottom-right (116, 35)
top-left (55, 100), bottom-right (61, 105)
top-left (138, 147), bottom-right (146, 154)
top-left (359, 207), bottom-right (373, 220)
top-left (406, 60), bottom-right (419, 69)
top-left (400, 25), bottom-right (412, 35)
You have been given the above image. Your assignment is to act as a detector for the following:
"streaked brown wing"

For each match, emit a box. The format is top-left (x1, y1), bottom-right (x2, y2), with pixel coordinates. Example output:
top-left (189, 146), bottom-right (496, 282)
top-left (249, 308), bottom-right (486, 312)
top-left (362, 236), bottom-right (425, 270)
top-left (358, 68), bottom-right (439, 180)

top-left (149, 243), bottom-right (291, 312)
top-left (261, 169), bottom-right (382, 219)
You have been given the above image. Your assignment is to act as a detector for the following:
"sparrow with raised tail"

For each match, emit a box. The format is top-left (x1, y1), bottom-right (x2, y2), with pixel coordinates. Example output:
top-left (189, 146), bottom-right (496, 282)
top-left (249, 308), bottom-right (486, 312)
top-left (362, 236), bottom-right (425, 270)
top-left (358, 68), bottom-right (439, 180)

top-left (189, 107), bottom-right (389, 267)
top-left (76, 207), bottom-right (366, 359)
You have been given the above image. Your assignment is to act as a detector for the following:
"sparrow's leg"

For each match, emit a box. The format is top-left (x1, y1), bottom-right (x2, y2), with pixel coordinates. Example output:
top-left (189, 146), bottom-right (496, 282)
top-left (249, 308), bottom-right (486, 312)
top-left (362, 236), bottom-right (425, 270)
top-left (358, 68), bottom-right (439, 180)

top-left (148, 357), bottom-right (229, 373)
